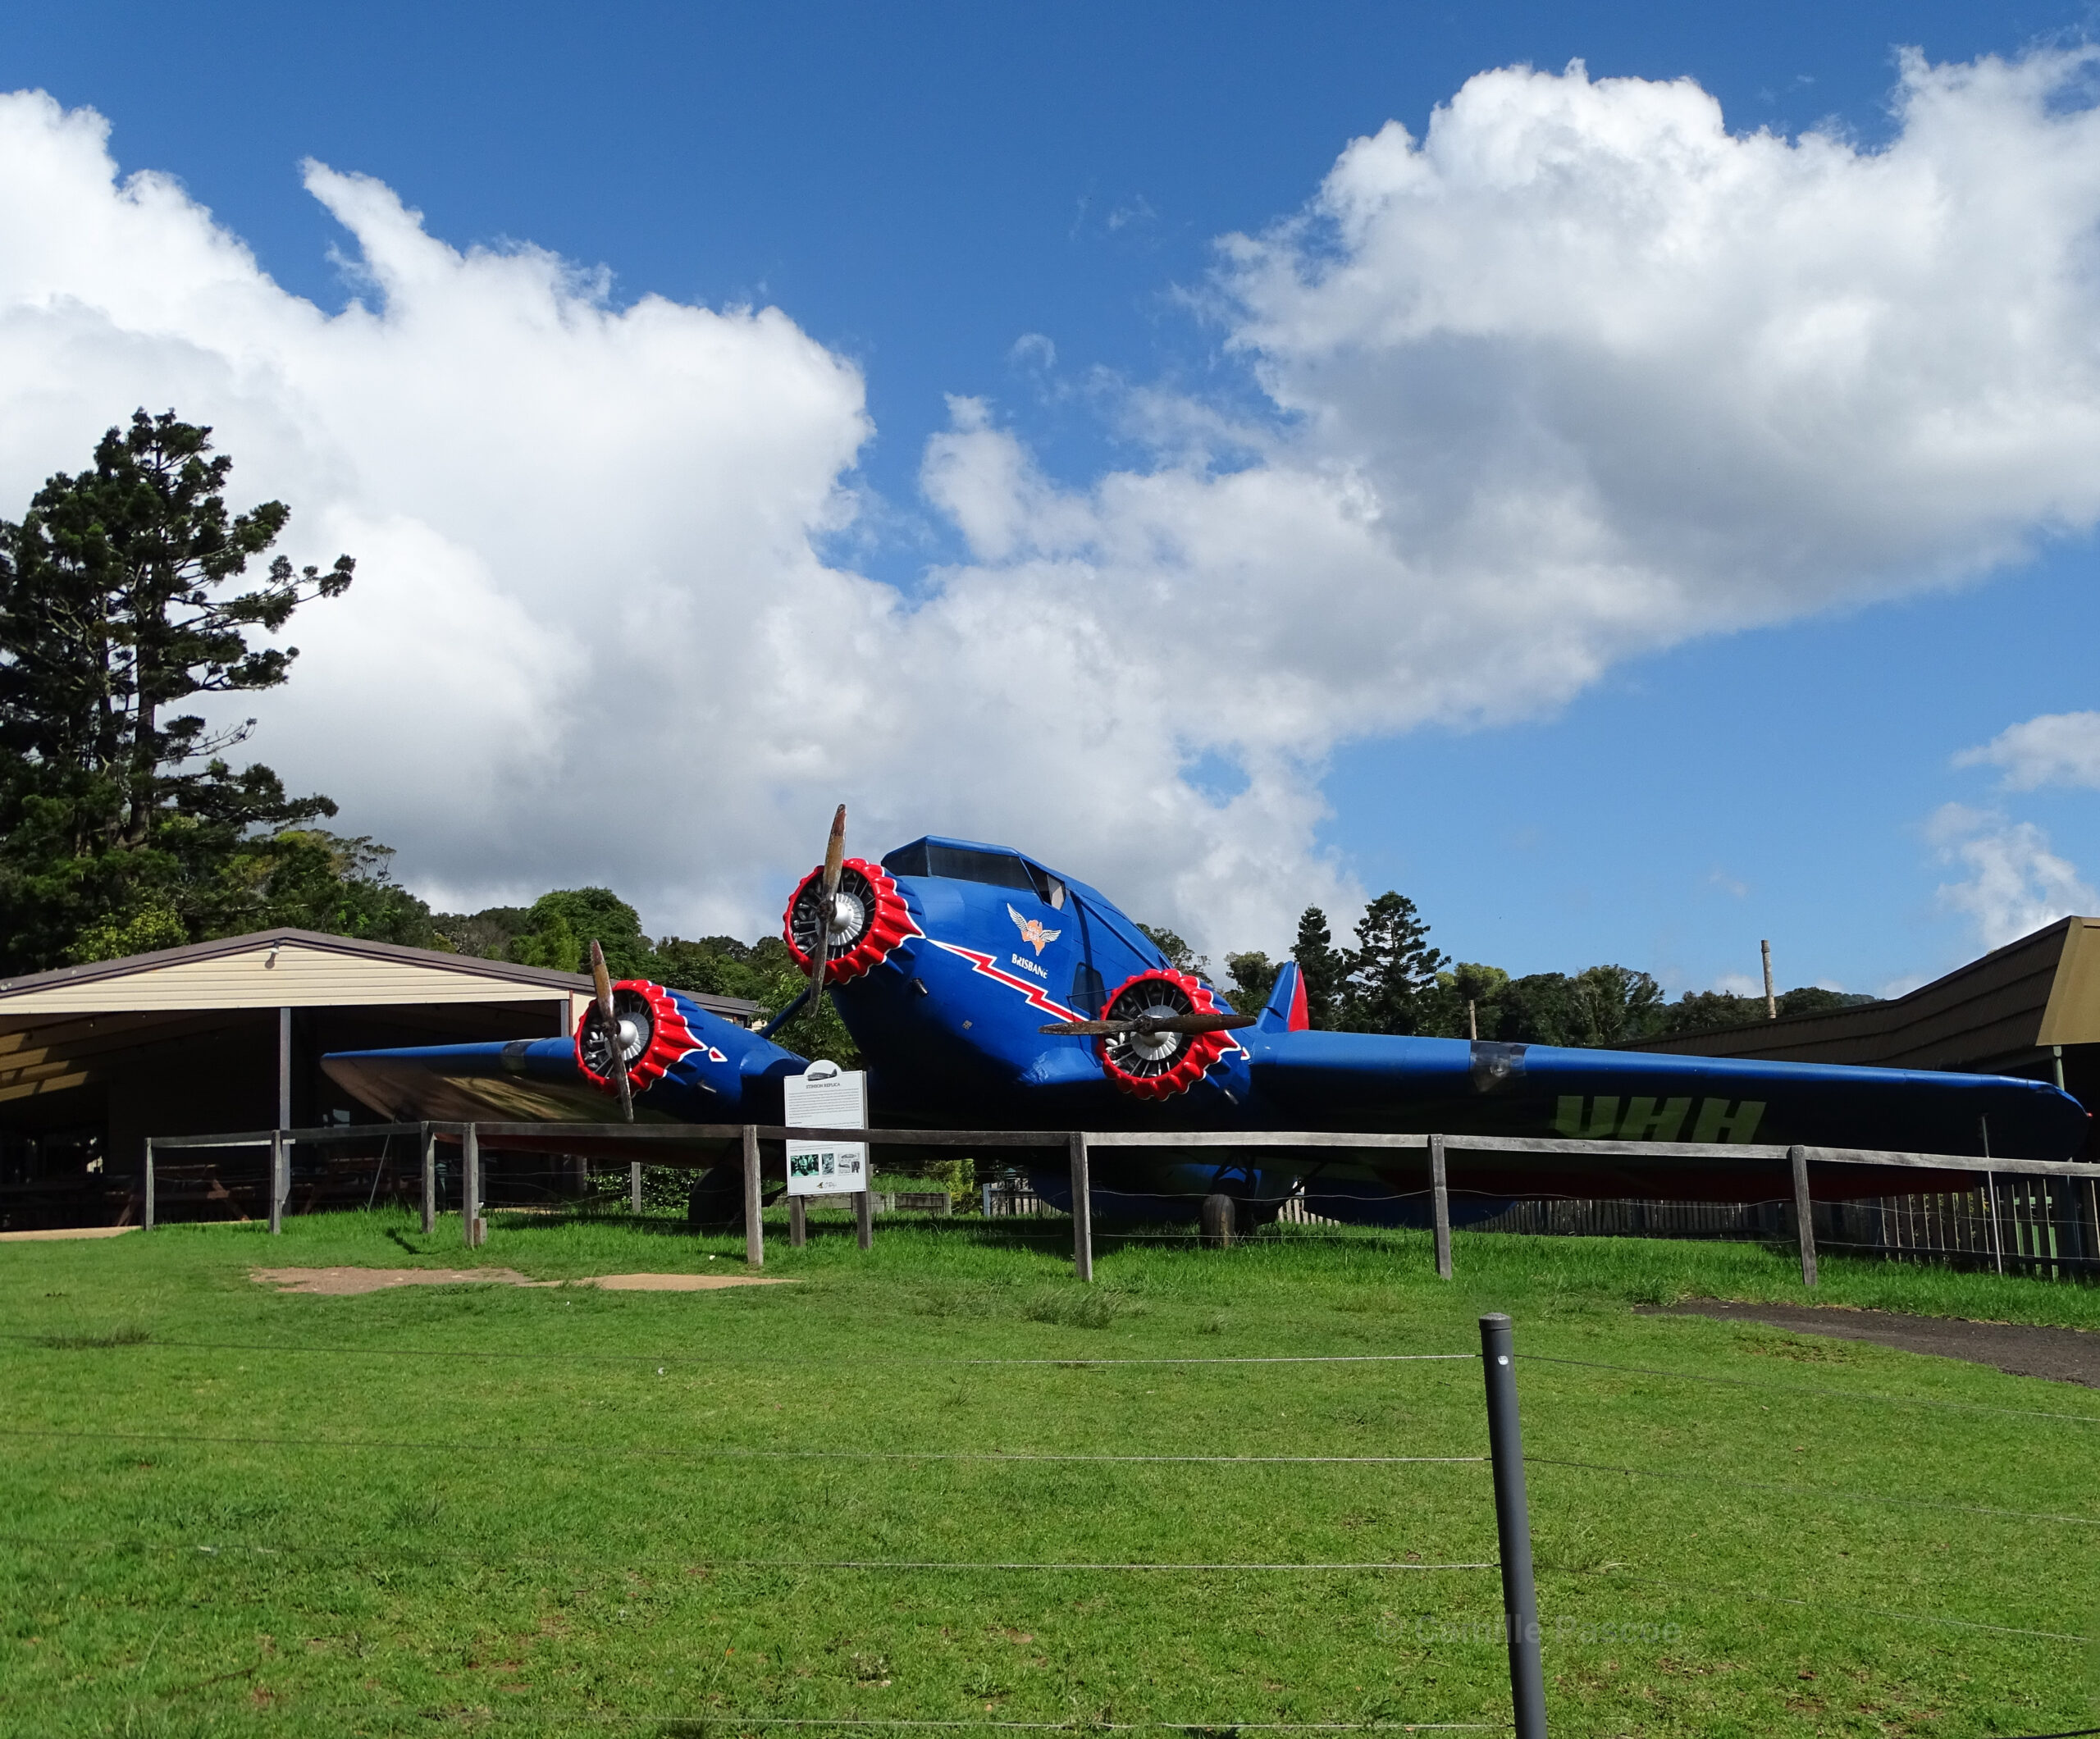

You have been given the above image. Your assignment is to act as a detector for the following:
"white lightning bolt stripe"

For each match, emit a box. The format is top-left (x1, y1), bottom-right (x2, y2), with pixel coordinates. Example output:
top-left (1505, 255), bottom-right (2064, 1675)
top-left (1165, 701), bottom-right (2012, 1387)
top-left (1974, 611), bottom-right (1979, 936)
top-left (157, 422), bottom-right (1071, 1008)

top-left (927, 939), bottom-right (1084, 1024)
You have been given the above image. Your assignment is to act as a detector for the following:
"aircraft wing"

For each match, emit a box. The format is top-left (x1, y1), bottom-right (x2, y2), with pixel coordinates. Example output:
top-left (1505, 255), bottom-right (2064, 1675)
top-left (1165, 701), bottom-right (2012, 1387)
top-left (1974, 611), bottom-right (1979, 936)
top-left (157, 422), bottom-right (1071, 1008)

top-left (1246, 1030), bottom-right (2087, 1201)
top-left (322, 987), bottom-right (805, 1135)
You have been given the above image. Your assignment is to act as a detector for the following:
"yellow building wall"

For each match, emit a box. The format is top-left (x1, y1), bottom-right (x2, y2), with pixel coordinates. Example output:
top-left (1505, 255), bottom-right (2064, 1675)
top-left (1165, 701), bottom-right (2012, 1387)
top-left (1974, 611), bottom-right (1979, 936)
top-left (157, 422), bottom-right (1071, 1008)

top-left (2037, 920), bottom-right (2100, 1048)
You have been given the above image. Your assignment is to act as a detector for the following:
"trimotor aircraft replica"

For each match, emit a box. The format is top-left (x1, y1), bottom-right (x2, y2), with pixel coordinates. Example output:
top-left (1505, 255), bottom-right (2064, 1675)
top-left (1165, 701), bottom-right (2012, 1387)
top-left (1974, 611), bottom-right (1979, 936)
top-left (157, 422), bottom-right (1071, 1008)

top-left (325, 813), bottom-right (2088, 1226)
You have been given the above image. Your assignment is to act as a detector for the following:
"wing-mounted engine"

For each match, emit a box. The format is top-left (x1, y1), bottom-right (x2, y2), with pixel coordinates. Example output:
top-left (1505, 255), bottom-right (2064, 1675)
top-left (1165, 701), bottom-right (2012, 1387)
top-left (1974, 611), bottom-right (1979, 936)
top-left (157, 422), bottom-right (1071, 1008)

top-left (783, 856), bottom-right (916, 985)
top-left (575, 979), bottom-right (704, 1097)
top-left (1094, 967), bottom-right (1239, 1100)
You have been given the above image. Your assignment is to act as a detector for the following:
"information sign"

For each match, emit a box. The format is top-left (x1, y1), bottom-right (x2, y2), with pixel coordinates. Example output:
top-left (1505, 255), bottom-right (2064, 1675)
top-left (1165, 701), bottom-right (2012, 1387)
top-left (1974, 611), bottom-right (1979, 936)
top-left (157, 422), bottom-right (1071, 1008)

top-left (783, 1061), bottom-right (870, 1197)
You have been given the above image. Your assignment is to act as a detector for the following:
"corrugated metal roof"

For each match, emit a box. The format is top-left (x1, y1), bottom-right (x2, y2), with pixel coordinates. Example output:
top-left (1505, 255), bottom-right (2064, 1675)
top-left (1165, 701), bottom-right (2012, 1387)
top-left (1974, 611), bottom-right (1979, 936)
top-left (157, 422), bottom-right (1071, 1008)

top-left (0, 929), bottom-right (761, 1020)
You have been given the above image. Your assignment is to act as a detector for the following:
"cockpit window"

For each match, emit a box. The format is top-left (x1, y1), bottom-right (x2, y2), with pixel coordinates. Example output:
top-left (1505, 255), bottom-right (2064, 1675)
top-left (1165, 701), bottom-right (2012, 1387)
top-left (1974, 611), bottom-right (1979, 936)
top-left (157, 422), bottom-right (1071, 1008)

top-left (883, 842), bottom-right (1063, 904)
top-left (881, 841), bottom-right (930, 879)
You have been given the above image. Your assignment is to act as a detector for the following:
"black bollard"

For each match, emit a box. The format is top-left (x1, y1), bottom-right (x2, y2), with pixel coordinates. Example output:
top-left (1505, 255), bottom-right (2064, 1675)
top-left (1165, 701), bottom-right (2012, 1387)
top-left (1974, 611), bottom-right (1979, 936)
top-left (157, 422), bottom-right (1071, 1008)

top-left (1480, 1312), bottom-right (1546, 1739)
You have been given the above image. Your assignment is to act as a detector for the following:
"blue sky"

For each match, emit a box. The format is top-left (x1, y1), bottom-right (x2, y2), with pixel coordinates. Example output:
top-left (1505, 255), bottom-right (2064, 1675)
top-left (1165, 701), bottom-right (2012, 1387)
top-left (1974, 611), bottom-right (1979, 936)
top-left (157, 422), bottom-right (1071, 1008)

top-left (3, 2), bottom-right (2099, 995)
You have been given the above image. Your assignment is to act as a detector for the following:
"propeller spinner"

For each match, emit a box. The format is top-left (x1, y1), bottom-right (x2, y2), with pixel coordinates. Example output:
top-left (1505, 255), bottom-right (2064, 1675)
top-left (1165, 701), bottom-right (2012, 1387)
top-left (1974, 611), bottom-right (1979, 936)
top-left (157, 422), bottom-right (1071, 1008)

top-left (1046, 965), bottom-right (1251, 1101)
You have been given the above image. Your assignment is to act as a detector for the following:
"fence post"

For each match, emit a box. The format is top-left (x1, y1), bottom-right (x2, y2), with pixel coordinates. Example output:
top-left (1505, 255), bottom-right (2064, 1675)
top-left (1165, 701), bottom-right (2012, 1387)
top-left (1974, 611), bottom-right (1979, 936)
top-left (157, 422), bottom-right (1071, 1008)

top-left (742, 1125), bottom-right (764, 1267)
top-left (855, 1182), bottom-right (874, 1251)
top-left (789, 1194), bottom-right (807, 1248)
top-left (629, 1160), bottom-right (643, 1217)
top-left (463, 1124), bottom-right (482, 1249)
top-left (1070, 1132), bottom-right (1094, 1282)
top-left (144, 1139), bottom-right (156, 1230)
top-left (1479, 1313), bottom-right (1547, 1739)
top-left (420, 1125), bottom-right (437, 1235)
top-left (1788, 1145), bottom-right (1817, 1288)
top-left (267, 1130), bottom-right (285, 1235)
top-left (1431, 1134), bottom-right (1453, 1280)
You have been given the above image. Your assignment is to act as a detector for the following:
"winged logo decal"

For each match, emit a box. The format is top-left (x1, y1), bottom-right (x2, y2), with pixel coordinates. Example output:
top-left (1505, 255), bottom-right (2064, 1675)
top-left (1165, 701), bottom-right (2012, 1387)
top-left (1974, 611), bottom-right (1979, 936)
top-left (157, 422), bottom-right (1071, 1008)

top-left (1007, 903), bottom-right (1061, 956)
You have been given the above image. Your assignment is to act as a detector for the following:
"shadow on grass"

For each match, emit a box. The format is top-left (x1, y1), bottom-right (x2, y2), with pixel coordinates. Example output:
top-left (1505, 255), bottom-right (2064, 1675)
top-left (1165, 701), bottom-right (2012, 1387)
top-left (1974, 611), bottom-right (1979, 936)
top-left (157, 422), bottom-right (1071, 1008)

top-left (33, 1324), bottom-right (152, 1349)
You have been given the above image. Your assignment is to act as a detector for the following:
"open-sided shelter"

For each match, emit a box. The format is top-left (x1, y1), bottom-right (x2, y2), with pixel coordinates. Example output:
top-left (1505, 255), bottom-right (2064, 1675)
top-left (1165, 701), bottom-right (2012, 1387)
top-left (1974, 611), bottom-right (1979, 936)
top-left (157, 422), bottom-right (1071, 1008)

top-left (0, 930), bottom-right (760, 1228)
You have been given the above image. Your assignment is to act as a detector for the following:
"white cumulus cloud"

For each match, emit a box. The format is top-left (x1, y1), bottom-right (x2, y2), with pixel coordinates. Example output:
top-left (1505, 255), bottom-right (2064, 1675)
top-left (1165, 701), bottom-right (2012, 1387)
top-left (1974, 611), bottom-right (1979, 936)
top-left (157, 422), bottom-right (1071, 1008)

top-left (1955, 710), bottom-right (2100, 790)
top-left (1926, 803), bottom-right (2095, 950)
top-left (7, 47), bottom-right (2100, 954)
top-left (933, 48), bottom-right (2100, 756)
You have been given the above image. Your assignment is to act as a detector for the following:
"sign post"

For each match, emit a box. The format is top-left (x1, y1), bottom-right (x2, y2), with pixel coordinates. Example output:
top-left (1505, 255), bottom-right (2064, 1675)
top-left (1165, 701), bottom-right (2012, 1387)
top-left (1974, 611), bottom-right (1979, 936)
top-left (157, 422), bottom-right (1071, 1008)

top-left (784, 1061), bottom-right (873, 1247)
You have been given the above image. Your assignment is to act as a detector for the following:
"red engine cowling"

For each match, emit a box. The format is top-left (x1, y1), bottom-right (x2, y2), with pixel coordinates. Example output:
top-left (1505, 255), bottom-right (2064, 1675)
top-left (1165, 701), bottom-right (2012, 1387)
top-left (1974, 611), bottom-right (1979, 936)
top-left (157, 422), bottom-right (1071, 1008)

top-left (576, 979), bottom-right (701, 1095)
top-left (782, 856), bottom-right (916, 984)
top-left (1094, 966), bottom-right (1237, 1101)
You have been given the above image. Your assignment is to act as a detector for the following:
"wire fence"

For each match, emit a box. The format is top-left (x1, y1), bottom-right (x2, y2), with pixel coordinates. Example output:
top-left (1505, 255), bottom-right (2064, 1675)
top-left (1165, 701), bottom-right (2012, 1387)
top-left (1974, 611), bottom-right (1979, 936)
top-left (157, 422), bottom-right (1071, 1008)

top-left (128, 1120), bottom-right (2100, 1304)
top-left (980, 1174), bottom-right (2100, 1280)
top-left (8, 1307), bottom-right (2096, 1735)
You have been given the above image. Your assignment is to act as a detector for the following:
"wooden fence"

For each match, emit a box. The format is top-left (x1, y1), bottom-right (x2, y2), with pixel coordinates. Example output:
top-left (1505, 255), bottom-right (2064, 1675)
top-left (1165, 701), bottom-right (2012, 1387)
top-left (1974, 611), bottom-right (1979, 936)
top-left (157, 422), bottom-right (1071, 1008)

top-left (144, 1120), bottom-right (2100, 1286)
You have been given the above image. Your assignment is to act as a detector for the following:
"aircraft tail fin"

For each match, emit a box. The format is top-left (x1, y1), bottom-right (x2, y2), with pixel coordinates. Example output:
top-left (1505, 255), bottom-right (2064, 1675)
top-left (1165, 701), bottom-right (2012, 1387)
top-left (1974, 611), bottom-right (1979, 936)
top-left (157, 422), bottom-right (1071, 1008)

top-left (1259, 961), bottom-right (1311, 1032)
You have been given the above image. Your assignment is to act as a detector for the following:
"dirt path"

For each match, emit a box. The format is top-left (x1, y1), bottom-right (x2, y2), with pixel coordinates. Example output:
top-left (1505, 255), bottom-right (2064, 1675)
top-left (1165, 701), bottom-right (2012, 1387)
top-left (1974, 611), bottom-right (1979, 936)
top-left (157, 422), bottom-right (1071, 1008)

top-left (573, 1273), bottom-right (796, 1291)
top-left (1650, 1300), bottom-right (2100, 1389)
top-left (251, 1267), bottom-right (795, 1296)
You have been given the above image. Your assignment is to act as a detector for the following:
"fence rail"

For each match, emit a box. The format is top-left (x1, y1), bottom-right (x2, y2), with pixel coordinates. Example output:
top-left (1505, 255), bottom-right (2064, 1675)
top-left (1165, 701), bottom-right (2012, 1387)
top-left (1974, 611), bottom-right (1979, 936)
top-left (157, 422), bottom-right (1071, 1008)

top-left (139, 1116), bottom-right (2100, 1285)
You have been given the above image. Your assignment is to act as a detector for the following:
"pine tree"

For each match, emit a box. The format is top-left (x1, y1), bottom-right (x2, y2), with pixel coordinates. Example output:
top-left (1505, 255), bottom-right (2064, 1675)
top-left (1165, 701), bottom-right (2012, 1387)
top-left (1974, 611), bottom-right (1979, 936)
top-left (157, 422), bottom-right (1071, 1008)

top-left (1290, 906), bottom-right (1349, 1029)
top-left (0, 410), bottom-right (356, 970)
top-left (1343, 891), bottom-right (1448, 1034)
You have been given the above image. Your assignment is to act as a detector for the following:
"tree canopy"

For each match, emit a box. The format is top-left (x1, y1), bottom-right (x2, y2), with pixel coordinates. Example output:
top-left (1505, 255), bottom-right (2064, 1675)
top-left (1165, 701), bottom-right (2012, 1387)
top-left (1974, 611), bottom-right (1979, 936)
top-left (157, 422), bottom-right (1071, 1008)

top-left (1285, 897), bottom-right (1872, 1045)
top-left (0, 410), bottom-right (421, 972)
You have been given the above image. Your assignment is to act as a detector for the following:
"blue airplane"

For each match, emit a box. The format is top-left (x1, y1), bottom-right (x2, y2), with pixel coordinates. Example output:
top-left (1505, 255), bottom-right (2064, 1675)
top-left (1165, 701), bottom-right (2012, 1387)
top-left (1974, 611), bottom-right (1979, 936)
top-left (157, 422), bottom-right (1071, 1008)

top-left (322, 816), bottom-right (2089, 1227)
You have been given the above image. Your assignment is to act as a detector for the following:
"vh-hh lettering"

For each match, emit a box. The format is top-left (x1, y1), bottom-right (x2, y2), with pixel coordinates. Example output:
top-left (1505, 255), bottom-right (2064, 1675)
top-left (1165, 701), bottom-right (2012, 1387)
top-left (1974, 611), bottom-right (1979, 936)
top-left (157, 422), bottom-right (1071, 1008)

top-left (1555, 1096), bottom-right (1764, 1143)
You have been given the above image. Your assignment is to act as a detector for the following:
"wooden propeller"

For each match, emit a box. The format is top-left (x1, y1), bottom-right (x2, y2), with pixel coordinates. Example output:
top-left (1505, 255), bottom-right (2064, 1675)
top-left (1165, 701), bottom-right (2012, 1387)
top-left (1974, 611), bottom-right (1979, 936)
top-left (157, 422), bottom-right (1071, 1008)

top-left (590, 937), bottom-right (634, 1123)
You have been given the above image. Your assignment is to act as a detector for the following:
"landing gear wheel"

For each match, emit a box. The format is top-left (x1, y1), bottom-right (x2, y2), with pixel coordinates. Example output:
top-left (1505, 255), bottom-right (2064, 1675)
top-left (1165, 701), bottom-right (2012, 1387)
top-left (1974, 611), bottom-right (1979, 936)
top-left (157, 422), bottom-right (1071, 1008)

top-left (1201, 1192), bottom-right (1236, 1249)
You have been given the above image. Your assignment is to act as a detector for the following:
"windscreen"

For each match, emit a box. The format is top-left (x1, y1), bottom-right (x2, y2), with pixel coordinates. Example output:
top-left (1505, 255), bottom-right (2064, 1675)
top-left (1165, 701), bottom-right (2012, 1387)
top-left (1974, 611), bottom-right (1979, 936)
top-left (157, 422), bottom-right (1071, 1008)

top-left (883, 842), bottom-right (1055, 900)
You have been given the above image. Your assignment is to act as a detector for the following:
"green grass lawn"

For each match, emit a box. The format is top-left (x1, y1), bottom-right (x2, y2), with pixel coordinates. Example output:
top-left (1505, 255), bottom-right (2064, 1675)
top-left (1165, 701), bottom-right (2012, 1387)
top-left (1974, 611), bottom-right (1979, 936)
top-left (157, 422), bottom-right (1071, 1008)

top-left (2, 1207), bottom-right (2096, 1737)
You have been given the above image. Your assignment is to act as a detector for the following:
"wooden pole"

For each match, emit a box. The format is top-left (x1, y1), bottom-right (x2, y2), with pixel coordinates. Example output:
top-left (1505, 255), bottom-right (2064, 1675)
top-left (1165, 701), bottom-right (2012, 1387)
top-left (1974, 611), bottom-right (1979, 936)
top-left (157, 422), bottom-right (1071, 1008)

top-left (420, 1125), bottom-right (437, 1235)
top-left (1430, 1133), bottom-right (1453, 1280)
top-left (144, 1139), bottom-right (155, 1230)
top-left (855, 1181), bottom-right (874, 1251)
top-left (1789, 1144), bottom-right (1817, 1288)
top-left (789, 1194), bottom-right (806, 1248)
top-left (1761, 941), bottom-right (1776, 1020)
top-left (463, 1124), bottom-right (482, 1249)
top-left (267, 1130), bottom-right (284, 1235)
top-left (1982, 1116), bottom-right (2004, 1275)
top-left (629, 1160), bottom-right (643, 1216)
top-left (1070, 1132), bottom-right (1093, 1282)
top-left (742, 1125), bottom-right (764, 1267)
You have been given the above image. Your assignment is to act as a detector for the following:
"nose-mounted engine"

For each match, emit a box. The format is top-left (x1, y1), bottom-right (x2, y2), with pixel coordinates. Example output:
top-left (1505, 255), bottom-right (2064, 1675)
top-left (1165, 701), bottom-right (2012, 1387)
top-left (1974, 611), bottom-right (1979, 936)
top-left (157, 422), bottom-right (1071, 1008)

top-left (783, 856), bottom-right (915, 984)
top-left (1095, 967), bottom-right (1238, 1100)
top-left (576, 979), bottom-right (701, 1095)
